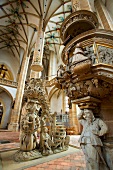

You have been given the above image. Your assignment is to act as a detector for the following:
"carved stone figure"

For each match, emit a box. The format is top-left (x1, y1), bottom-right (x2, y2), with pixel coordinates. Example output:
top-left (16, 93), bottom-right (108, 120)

top-left (84, 45), bottom-right (97, 64)
top-left (14, 78), bottom-right (70, 162)
top-left (41, 127), bottom-right (54, 155)
top-left (71, 43), bottom-right (92, 75)
top-left (57, 64), bottom-right (65, 78)
top-left (78, 109), bottom-right (109, 170)
top-left (72, 43), bottom-right (88, 64)
top-left (20, 100), bottom-right (40, 151)
top-left (73, 0), bottom-right (80, 11)
top-left (14, 100), bottom-right (42, 161)
top-left (98, 46), bottom-right (113, 65)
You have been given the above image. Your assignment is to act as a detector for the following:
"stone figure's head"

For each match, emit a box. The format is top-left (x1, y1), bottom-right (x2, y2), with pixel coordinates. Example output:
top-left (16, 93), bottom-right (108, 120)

top-left (83, 109), bottom-right (95, 122)
top-left (26, 100), bottom-right (38, 113)
top-left (76, 43), bottom-right (82, 48)
top-left (43, 127), bottom-right (48, 133)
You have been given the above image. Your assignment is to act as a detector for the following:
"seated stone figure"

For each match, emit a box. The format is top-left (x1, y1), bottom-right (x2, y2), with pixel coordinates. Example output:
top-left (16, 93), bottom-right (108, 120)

top-left (78, 109), bottom-right (109, 170)
top-left (42, 127), bottom-right (54, 155)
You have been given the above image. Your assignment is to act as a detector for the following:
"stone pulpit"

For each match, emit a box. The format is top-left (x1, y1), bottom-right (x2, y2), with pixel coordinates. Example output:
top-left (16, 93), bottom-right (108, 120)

top-left (55, 5), bottom-right (113, 170)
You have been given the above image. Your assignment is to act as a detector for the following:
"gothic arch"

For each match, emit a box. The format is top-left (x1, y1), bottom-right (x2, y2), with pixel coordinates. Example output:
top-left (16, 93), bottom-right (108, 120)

top-left (0, 86), bottom-right (14, 101)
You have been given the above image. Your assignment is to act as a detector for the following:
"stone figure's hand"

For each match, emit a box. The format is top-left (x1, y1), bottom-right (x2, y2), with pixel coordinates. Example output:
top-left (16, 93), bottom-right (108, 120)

top-left (92, 129), bottom-right (99, 136)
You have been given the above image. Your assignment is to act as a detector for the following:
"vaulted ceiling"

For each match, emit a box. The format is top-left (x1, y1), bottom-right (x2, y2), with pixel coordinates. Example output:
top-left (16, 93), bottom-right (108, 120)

top-left (0, 0), bottom-right (71, 62)
top-left (45, 1), bottom-right (72, 54)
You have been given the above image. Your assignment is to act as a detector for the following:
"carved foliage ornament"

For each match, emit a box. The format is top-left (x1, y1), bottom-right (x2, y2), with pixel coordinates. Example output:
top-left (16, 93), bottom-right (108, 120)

top-left (73, 0), bottom-right (80, 11)
top-left (65, 79), bottom-right (113, 100)
top-left (62, 13), bottom-right (98, 36)
top-left (24, 78), bottom-right (50, 113)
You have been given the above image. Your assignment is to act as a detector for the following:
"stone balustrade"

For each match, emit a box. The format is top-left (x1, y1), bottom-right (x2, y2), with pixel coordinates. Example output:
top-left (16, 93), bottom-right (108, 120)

top-left (61, 29), bottom-right (113, 64)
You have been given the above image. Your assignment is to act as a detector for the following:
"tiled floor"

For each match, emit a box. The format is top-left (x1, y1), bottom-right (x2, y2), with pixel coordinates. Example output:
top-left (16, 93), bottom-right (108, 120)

top-left (0, 131), bottom-right (86, 170)
top-left (0, 131), bottom-right (20, 143)
top-left (0, 131), bottom-right (20, 152)
top-left (25, 151), bottom-right (86, 170)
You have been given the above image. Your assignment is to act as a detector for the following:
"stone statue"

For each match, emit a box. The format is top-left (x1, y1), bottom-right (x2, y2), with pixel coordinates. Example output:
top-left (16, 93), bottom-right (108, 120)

top-left (14, 100), bottom-right (42, 161)
top-left (78, 109), bottom-right (109, 170)
top-left (20, 100), bottom-right (40, 151)
top-left (41, 126), bottom-right (54, 155)
top-left (57, 64), bottom-right (65, 78)
top-left (72, 43), bottom-right (88, 64)
top-left (14, 78), bottom-right (70, 161)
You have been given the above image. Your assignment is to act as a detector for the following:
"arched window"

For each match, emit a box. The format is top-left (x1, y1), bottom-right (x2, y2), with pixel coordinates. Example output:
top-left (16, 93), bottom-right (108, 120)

top-left (0, 64), bottom-right (13, 80)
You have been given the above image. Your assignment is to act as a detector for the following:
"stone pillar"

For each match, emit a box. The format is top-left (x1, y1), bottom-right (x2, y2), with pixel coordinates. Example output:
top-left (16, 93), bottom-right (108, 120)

top-left (30, 17), bottom-right (44, 78)
top-left (69, 103), bottom-right (79, 134)
top-left (62, 90), bottom-right (65, 114)
top-left (8, 47), bottom-right (30, 131)
top-left (48, 51), bottom-right (56, 80)
top-left (95, 0), bottom-right (113, 30)
top-left (71, 0), bottom-right (95, 12)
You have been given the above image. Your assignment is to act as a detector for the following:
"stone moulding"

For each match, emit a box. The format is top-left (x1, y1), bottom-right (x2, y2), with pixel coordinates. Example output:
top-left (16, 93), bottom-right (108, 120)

top-left (93, 64), bottom-right (113, 84)
top-left (55, 63), bottom-right (113, 102)
top-left (72, 96), bottom-right (101, 109)
top-left (60, 10), bottom-right (99, 41)
top-left (0, 78), bottom-right (18, 88)
top-left (61, 29), bottom-right (113, 64)
top-left (71, 64), bottom-right (113, 84)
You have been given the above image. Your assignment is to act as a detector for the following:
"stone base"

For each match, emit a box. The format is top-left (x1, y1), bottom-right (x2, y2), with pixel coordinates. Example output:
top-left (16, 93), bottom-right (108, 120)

top-left (13, 149), bottom-right (42, 162)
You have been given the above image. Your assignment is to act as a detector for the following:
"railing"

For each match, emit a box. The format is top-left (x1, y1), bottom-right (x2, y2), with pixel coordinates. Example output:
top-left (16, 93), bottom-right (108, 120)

top-left (0, 78), bottom-right (18, 88)
top-left (61, 29), bottom-right (113, 64)
top-left (56, 114), bottom-right (69, 123)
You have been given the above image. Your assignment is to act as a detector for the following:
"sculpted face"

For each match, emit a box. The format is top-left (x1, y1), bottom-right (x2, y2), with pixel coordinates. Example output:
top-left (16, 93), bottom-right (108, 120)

top-left (84, 109), bottom-right (94, 122)
top-left (26, 102), bottom-right (37, 112)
